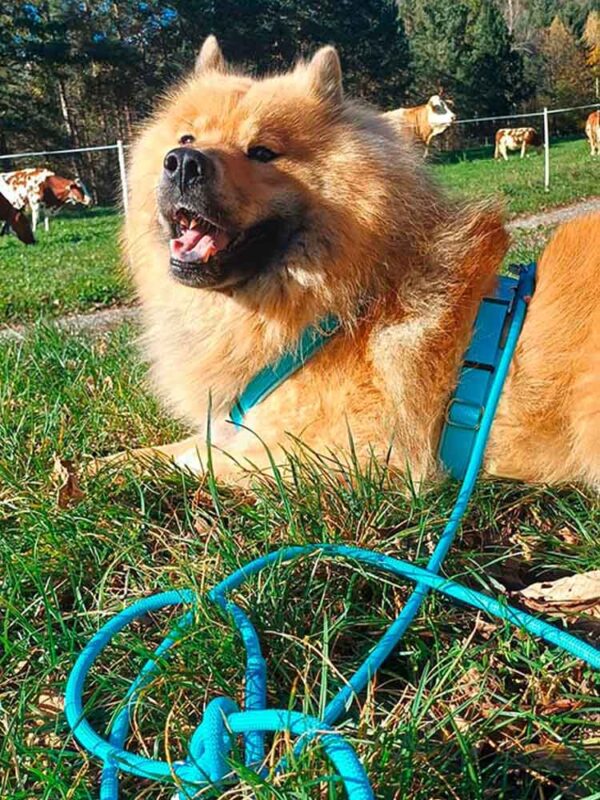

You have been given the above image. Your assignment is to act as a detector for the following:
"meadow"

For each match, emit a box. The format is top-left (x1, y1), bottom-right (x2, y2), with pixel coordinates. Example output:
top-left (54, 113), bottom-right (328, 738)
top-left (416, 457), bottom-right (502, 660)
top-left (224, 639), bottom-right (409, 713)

top-left (1, 137), bottom-right (599, 798)
top-left (0, 206), bottom-right (125, 326)
top-left (435, 136), bottom-right (600, 217)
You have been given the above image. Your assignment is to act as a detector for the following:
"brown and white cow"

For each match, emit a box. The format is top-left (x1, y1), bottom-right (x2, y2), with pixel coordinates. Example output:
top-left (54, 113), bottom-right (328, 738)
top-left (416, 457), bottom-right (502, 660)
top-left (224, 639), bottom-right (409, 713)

top-left (384, 94), bottom-right (456, 156)
top-left (0, 168), bottom-right (92, 232)
top-left (585, 110), bottom-right (600, 156)
top-left (0, 191), bottom-right (35, 244)
top-left (494, 127), bottom-right (541, 160)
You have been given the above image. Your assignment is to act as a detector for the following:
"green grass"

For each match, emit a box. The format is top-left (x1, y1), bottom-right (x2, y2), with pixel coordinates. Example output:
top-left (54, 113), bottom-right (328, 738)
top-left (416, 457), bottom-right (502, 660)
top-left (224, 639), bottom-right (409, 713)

top-left (1, 321), bottom-right (599, 799)
top-left (431, 137), bottom-right (600, 217)
top-left (0, 206), bottom-right (129, 326)
top-left (504, 225), bottom-right (557, 269)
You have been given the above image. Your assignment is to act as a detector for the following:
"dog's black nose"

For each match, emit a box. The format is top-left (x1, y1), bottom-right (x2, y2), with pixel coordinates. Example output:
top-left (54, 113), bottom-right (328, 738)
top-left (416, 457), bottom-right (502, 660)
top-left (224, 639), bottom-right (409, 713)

top-left (163, 147), bottom-right (212, 190)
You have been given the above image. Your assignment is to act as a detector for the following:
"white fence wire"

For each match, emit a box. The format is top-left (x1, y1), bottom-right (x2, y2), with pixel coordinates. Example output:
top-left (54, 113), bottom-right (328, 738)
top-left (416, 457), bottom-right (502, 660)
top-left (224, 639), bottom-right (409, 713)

top-left (0, 143), bottom-right (121, 159)
top-left (455, 101), bottom-right (600, 125)
top-left (453, 100), bottom-right (600, 192)
top-left (0, 140), bottom-right (130, 212)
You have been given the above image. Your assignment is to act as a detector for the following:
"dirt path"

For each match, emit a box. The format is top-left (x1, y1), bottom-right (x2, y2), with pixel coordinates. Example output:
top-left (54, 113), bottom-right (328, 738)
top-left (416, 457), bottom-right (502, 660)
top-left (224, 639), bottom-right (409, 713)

top-left (1, 196), bottom-right (599, 344)
top-left (508, 196), bottom-right (600, 230)
top-left (0, 306), bottom-right (139, 342)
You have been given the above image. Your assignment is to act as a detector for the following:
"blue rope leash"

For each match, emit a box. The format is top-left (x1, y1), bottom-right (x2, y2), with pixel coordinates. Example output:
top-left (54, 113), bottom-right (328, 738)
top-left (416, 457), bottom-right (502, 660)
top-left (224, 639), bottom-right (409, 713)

top-left (65, 547), bottom-right (600, 799)
top-left (65, 263), bottom-right (600, 797)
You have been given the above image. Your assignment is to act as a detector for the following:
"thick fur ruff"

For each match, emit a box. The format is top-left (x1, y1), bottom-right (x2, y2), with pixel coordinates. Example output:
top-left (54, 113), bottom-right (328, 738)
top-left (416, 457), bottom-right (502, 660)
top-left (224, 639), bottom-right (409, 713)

top-left (121, 40), bottom-right (599, 490)
top-left (487, 213), bottom-right (600, 489)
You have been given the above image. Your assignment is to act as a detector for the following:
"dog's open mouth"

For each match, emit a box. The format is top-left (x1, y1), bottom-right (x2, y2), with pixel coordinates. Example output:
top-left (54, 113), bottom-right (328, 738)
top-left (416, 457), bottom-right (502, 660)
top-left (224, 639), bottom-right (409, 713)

top-left (169, 209), bottom-right (231, 265)
top-left (165, 205), bottom-right (298, 290)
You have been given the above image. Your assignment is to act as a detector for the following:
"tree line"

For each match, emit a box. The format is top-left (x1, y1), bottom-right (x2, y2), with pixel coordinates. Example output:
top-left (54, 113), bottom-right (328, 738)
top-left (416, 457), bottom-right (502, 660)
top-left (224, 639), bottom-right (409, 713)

top-left (1, 0), bottom-right (598, 199)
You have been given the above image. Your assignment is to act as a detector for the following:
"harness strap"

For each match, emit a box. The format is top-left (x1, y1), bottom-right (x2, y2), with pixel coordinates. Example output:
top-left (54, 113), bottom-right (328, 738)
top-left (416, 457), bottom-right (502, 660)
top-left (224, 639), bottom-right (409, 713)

top-left (438, 263), bottom-right (536, 479)
top-left (230, 313), bottom-right (341, 428)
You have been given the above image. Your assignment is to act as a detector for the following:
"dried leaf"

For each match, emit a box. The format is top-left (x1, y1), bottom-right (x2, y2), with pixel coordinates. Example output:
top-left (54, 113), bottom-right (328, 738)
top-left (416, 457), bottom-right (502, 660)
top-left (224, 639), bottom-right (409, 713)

top-left (538, 697), bottom-right (583, 716)
top-left (52, 456), bottom-right (84, 508)
top-left (517, 571), bottom-right (600, 618)
top-left (437, 667), bottom-right (499, 733)
top-left (510, 532), bottom-right (536, 561)
top-left (523, 740), bottom-right (600, 777)
top-left (556, 526), bottom-right (581, 546)
top-left (25, 730), bottom-right (62, 748)
top-left (473, 616), bottom-right (499, 640)
top-left (35, 689), bottom-right (63, 718)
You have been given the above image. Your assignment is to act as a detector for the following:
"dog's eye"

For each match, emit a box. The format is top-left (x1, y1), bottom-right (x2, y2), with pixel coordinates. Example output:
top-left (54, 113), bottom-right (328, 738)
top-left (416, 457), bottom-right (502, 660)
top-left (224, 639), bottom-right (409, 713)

top-left (179, 134), bottom-right (196, 145)
top-left (247, 146), bottom-right (278, 163)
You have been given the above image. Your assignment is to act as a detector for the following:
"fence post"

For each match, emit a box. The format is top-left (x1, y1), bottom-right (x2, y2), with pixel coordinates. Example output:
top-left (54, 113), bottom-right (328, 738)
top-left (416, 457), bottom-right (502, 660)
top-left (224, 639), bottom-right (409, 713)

top-left (116, 139), bottom-right (129, 215)
top-left (543, 107), bottom-right (550, 192)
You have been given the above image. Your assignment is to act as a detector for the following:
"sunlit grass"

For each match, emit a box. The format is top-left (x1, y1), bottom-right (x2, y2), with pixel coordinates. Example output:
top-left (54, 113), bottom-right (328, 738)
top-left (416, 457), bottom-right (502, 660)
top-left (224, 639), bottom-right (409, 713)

top-left (432, 137), bottom-right (600, 217)
top-left (1, 137), bottom-right (599, 799)
top-left (1, 322), bottom-right (598, 799)
top-left (0, 206), bottom-right (129, 325)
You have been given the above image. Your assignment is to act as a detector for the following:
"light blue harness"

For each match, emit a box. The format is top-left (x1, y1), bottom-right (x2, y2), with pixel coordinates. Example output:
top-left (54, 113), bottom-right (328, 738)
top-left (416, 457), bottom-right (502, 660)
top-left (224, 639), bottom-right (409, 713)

top-left (439, 265), bottom-right (536, 478)
top-left (65, 261), bottom-right (600, 800)
top-left (231, 263), bottom-right (536, 480)
top-left (230, 313), bottom-right (341, 428)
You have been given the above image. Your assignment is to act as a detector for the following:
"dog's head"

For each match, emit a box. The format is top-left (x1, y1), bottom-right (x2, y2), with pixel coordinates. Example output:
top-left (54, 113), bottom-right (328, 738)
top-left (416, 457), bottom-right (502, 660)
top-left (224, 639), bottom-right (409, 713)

top-left (128, 36), bottom-right (424, 300)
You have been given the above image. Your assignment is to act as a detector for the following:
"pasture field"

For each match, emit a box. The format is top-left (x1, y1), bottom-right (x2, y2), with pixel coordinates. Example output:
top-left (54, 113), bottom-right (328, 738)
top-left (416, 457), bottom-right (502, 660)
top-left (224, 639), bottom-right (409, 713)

top-left (0, 207), bottom-right (127, 326)
top-left (433, 137), bottom-right (600, 217)
top-left (0, 136), bottom-right (598, 327)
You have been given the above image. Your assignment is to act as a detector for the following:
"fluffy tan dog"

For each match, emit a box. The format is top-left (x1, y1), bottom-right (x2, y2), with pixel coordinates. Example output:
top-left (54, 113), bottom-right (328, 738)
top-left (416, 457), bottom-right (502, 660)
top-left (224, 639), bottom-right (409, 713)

top-left (119, 36), bottom-right (600, 490)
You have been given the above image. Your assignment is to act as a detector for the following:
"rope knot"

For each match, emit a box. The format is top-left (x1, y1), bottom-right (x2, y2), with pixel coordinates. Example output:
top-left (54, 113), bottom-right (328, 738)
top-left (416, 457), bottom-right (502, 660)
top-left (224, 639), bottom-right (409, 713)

top-left (186, 696), bottom-right (240, 784)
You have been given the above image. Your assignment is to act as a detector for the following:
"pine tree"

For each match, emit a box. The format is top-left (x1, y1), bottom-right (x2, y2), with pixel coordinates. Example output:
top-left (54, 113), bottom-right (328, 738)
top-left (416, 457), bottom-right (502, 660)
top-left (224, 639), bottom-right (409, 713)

top-left (172, 0), bottom-right (412, 106)
top-left (403, 0), bottom-right (472, 105)
top-left (465, 0), bottom-right (527, 115)
top-left (403, 0), bottom-right (527, 116)
top-left (296, 0), bottom-right (412, 105)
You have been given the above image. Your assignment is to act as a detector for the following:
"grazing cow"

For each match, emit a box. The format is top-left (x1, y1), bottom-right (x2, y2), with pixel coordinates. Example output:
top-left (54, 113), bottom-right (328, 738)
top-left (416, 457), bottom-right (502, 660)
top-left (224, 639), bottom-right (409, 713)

top-left (0, 191), bottom-right (35, 244)
top-left (585, 110), bottom-right (600, 156)
top-left (0, 168), bottom-right (92, 232)
top-left (494, 127), bottom-right (541, 160)
top-left (384, 94), bottom-right (456, 156)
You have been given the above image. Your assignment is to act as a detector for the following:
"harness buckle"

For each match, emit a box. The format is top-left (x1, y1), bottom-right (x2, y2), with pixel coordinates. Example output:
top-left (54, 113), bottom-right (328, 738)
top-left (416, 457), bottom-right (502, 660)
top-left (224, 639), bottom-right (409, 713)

top-left (444, 397), bottom-right (484, 431)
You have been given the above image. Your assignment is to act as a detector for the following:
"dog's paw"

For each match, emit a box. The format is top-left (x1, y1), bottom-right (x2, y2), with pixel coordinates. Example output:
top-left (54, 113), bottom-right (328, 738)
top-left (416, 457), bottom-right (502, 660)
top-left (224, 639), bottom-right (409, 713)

top-left (172, 447), bottom-right (205, 475)
top-left (83, 450), bottom-right (132, 478)
top-left (84, 446), bottom-right (203, 479)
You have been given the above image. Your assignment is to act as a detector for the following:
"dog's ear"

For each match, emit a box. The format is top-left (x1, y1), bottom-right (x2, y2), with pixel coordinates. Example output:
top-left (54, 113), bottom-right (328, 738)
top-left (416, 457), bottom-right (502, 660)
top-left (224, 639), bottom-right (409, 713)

top-left (195, 35), bottom-right (226, 75)
top-left (307, 46), bottom-right (343, 105)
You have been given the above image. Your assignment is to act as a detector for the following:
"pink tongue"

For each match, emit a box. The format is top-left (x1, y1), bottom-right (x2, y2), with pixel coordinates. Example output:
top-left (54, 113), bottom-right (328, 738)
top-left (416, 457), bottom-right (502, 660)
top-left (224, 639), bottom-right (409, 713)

top-left (169, 227), bottom-right (228, 264)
